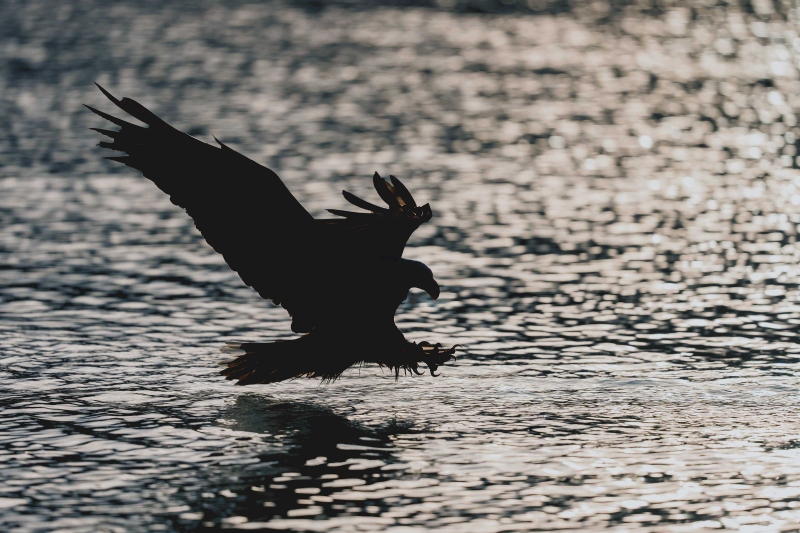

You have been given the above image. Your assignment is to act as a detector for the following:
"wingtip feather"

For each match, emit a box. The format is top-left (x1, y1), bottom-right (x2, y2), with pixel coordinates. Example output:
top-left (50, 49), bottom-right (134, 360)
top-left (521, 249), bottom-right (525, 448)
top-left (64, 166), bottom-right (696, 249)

top-left (342, 190), bottom-right (389, 213)
top-left (104, 155), bottom-right (131, 165)
top-left (94, 82), bottom-right (119, 104)
top-left (98, 141), bottom-right (121, 151)
top-left (389, 175), bottom-right (417, 208)
top-left (372, 172), bottom-right (400, 209)
top-left (327, 208), bottom-right (379, 219)
top-left (90, 127), bottom-right (118, 138)
top-left (213, 134), bottom-right (234, 152)
top-left (91, 85), bottom-right (168, 128)
top-left (85, 104), bottom-right (138, 128)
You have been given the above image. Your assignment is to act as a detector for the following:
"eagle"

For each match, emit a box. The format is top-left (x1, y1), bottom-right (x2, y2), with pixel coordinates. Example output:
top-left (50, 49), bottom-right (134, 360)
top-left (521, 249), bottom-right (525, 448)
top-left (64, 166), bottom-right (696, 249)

top-left (87, 84), bottom-right (456, 385)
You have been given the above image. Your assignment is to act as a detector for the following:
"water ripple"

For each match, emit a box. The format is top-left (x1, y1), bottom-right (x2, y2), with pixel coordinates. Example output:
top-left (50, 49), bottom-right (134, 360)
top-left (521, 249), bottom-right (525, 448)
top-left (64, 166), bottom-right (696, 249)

top-left (3, 0), bottom-right (800, 531)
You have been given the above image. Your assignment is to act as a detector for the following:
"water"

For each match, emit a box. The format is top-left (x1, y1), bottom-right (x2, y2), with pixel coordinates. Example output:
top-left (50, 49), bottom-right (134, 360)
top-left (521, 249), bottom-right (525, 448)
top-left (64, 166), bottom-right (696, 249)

top-left (3, 0), bottom-right (800, 530)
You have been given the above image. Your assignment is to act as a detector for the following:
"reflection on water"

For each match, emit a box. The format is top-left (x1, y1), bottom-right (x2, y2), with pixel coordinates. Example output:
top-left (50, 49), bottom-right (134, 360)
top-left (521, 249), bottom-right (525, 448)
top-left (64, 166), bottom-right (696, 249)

top-left (201, 395), bottom-right (412, 530)
top-left (3, 0), bottom-right (800, 531)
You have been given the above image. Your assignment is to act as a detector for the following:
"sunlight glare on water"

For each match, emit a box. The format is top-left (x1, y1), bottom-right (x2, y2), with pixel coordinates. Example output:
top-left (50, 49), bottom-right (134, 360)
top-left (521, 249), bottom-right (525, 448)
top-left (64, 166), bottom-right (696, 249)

top-left (2, 0), bottom-right (800, 531)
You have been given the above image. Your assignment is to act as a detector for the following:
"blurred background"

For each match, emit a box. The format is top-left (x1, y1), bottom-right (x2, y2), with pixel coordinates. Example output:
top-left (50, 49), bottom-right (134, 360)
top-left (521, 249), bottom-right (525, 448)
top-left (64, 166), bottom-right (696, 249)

top-left (3, 0), bottom-right (800, 531)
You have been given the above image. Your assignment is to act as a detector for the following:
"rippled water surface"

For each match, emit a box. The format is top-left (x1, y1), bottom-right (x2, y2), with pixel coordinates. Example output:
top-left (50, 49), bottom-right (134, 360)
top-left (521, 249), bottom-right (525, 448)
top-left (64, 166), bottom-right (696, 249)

top-left (3, 1), bottom-right (800, 531)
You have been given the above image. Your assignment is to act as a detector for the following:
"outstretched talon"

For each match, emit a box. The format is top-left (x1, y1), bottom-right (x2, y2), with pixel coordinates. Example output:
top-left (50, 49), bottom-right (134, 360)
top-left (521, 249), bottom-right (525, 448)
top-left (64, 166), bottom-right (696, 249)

top-left (416, 341), bottom-right (459, 376)
top-left (383, 341), bottom-right (459, 378)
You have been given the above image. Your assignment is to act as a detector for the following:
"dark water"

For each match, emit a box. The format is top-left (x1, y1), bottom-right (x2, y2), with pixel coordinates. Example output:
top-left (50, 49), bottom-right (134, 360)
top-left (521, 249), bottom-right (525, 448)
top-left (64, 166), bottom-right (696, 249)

top-left (3, 0), bottom-right (800, 531)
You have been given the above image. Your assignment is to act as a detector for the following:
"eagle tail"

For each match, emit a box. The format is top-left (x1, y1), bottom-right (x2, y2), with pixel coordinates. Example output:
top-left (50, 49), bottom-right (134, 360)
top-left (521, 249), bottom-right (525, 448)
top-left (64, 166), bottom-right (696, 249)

top-left (220, 337), bottom-right (355, 385)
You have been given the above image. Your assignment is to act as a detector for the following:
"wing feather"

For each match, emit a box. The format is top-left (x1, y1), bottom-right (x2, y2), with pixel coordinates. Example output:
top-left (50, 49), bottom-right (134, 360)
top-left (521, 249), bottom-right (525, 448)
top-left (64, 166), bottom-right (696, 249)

top-left (321, 173), bottom-right (432, 259)
top-left (88, 85), bottom-right (318, 318)
top-left (342, 190), bottom-right (389, 213)
top-left (372, 172), bottom-right (401, 209)
top-left (389, 175), bottom-right (416, 207)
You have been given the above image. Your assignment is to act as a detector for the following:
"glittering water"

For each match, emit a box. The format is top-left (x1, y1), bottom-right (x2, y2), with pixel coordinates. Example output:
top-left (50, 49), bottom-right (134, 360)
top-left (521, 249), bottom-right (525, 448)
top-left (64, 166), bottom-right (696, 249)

top-left (3, 0), bottom-right (800, 531)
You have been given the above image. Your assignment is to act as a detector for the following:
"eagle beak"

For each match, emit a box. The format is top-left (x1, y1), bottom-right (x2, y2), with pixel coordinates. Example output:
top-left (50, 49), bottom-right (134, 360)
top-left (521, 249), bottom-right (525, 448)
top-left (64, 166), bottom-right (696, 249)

top-left (423, 279), bottom-right (440, 300)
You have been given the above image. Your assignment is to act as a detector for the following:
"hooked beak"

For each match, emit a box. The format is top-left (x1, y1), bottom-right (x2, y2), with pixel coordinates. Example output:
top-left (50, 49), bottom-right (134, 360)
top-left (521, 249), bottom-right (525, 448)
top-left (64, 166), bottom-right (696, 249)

top-left (422, 279), bottom-right (440, 300)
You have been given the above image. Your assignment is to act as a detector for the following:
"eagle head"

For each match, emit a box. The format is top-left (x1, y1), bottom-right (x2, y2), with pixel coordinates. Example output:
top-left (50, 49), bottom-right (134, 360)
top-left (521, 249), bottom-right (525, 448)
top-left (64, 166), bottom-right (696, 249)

top-left (400, 259), bottom-right (440, 300)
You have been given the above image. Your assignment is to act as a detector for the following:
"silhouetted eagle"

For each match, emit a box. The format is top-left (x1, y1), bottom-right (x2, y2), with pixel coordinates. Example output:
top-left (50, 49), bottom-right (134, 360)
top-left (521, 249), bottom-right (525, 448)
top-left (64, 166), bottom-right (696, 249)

top-left (87, 84), bottom-right (456, 385)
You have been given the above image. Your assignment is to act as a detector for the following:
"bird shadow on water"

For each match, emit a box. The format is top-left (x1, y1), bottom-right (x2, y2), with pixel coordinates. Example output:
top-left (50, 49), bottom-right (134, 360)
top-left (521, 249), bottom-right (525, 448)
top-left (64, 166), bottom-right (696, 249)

top-left (186, 393), bottom-right (416, 530)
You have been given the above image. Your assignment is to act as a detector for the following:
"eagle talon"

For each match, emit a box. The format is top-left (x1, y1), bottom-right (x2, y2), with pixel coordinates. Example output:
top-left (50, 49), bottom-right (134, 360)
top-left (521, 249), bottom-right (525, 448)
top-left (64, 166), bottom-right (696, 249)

top-left (381, 341), bottom-right (458, 379)
top-left (407, 341), bottom-right (459, 377)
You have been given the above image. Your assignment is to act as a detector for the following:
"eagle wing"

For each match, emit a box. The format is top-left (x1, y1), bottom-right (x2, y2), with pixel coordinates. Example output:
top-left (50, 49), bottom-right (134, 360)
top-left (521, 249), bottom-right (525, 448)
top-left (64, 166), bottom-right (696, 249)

top-left (87, 84), bottom-right (320, 319)
top-left (320, 172), bottom-right (433, 259)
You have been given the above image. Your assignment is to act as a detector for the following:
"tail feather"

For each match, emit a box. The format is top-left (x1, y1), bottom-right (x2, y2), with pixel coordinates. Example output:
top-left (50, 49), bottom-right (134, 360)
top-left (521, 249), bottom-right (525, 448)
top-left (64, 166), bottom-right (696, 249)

top-left (220, 337), bottom-right (356, 385)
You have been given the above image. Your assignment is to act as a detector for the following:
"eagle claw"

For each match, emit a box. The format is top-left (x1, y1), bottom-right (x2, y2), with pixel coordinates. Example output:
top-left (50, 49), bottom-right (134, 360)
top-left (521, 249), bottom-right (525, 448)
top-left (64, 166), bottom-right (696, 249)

top-left (384, 341), bottom-right (459, 379)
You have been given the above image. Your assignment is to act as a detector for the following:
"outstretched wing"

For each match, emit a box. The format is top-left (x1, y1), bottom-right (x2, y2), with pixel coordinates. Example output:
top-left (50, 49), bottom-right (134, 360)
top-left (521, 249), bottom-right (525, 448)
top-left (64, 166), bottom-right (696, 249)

top-left (320, 172), bottom-right (433, 258)
top-left (87, 84), bottom-right (318, 316)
